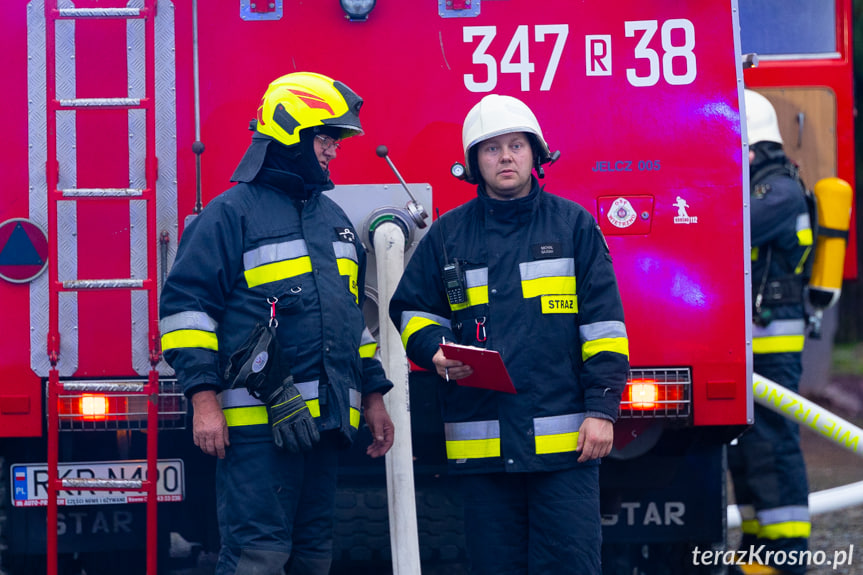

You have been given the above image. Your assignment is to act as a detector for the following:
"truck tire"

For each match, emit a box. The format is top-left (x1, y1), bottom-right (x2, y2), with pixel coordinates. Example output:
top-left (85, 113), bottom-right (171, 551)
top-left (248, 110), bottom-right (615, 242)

top-left (331, 478), bottom-right (468, 574)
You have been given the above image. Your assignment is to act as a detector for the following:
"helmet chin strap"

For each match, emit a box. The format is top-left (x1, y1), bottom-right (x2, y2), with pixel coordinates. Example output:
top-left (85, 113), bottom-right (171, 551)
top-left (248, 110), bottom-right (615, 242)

top-left (534, 150), bottom-right (561, 179)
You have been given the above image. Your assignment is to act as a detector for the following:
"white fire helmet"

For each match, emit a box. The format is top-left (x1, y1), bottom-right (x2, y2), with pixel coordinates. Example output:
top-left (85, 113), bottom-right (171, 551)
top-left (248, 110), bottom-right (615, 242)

top-left (461, 94), bottom-right (552, 180)
top-left (744, 89), bottom-right (783, 146)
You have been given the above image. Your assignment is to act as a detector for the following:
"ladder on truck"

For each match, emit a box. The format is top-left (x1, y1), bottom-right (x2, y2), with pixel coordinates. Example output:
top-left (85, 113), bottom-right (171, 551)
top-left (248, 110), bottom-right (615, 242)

top-left (43, 2), bottom-right (162, 574)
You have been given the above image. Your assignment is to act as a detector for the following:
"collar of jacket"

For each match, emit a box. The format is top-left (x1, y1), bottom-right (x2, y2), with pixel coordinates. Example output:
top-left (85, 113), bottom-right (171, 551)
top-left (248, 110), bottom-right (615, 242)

top-left (749, 143), bottom-right (788, 179)
top-left (252, 166), bottom-right (335, 201)
top-left (476, 176), bottom-right (541, 225)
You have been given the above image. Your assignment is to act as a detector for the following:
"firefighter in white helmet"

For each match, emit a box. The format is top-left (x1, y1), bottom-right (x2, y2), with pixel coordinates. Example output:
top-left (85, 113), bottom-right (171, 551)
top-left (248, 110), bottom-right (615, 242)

top-left (390, 94), bottom-right (630, 574)
top-left (728, 89), bottom-right (812, 575)
top-left (159, 72), bottom-right (394, 575)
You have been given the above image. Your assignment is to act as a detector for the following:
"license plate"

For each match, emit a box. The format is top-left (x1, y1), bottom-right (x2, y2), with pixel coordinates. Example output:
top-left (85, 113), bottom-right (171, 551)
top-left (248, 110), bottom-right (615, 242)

top-left (11, 459), bottom-right (184, 507)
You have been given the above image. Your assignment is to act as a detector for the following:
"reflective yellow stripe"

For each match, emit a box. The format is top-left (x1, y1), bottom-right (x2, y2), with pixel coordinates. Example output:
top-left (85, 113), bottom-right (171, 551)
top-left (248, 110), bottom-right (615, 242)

top-left (223, 400), bottom-right (321, 428)
top-left (445, 438), bottom-right (501, 460)
top-left (349, 389), bottom-right (361, 428)
top-left (752, 335), bottom-right (805, 354)
top-left (401, 316), bottom-right (439, 348)
top-left (337, 258), bottom-right (359, 303)
top-left (582, 337), bottom-right (630, 361)
top-left (224, 406), bottom-right (268, 427)
top-left (741, 519), bottom-right (760, 535)
top-left (758, 521), bottom-right (811, 540)
top-left (535, 431), bottom-right (580, 454)
top-left (359, 342), bottom-right (377, 359)
top-left (245, 256), bottom-right (312, 288)
top-left (521, 276), bottom-right (576, 299)
top-left (751, 246), bottom-right (759, 261)
top-left (161, 329), bottom-right (218, 351)
top-left (797, 228), bottom-right (813, 246)
top-left (450, 285), bottom-right (490, 311)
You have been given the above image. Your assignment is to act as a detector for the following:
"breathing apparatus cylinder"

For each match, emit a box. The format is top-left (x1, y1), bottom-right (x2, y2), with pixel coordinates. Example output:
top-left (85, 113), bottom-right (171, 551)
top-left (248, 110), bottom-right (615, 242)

top-left (808, 176), bottom-right (853, 311)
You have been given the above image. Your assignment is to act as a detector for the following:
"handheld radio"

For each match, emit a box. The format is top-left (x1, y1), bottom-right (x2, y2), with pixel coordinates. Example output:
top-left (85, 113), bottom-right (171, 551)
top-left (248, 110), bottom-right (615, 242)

top-left (438, 209), bottom-right (467, 306)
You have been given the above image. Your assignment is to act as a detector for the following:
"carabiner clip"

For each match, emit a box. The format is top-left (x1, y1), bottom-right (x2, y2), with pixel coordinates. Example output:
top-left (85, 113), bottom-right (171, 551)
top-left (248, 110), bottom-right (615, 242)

top-left (475, 316), bottom-right (487, 343)
top-left (268, 296), bottom-right (279, 328)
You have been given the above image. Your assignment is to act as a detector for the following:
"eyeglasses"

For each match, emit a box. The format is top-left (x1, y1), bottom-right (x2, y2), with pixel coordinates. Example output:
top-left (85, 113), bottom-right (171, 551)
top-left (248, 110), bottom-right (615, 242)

top-left (315, 134), bottom-right (341, 152)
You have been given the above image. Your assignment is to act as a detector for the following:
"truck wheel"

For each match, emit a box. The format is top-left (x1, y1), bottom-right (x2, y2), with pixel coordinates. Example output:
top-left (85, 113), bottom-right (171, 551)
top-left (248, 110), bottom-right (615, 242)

top-left (331, 478), bottom-right (468, 573)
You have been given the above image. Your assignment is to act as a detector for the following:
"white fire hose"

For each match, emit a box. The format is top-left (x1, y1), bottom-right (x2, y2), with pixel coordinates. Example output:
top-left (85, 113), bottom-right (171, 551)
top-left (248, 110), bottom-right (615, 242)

top-left (374, 221), bottom-right (422, 574)
top-left (727, 372), bottom-right (863, 528)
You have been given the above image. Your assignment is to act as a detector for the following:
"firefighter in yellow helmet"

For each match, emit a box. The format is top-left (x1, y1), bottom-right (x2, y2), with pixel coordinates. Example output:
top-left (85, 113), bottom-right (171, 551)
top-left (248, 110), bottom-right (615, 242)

top-left (159, 72), bottom-right (394, 575)
top-left (390, 94), bottom-right (630, 573)
top-left (728, 89), bottom-right (812, 575)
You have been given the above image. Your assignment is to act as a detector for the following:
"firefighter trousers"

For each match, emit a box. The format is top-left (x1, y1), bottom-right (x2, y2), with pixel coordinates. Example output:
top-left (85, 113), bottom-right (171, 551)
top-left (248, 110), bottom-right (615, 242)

top-left (728, 356), bottom-right (809, 575)
top-left (460, 465), bottom-right (602, 575)
top-left (214, 433), bottom-right (340, 575)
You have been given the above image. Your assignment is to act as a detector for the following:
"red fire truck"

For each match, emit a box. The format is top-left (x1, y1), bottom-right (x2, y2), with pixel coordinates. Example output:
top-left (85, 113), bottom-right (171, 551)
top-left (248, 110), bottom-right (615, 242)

top-left (0, 1), bottom-right (855, 574)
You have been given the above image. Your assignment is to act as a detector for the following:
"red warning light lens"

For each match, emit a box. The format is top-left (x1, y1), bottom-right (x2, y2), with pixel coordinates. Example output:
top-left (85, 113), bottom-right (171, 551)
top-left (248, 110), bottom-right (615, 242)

top-left (626, 379), bottom-right (658, 410)
top-left (80, 394), bottom-right (109, 420)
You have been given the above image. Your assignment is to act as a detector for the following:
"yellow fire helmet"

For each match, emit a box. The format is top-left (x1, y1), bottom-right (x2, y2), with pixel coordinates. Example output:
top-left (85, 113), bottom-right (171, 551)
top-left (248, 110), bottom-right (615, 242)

top-left (256, 72), bottom-right (364, 147)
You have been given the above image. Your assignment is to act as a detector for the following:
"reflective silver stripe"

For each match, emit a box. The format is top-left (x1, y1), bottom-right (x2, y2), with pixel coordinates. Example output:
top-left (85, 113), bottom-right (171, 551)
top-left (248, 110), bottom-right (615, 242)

top-left (243, 239), bottom-right (308, 270)
top-left (752, 319), bottom-right (806, 338)
top-left (159, 311), bottom-right (218, 334)
top-left (519, 258), bottom-right (575, 280)
top-left (220, 388), bottom-right (263, 408)
top-left (444, 420), bottom-right (500, 441)
top-left (350, 389), bottom-right (361, 410)
top-left (757, 505), bottom-right (810, 526)
top-left (295, 380), bottom-right (320, 401)
top-left (360, 328), bottom-right (376, 347)
top-left (464, 267), bottom-right (488, 288)
top-left (220, 380), bottom-right (320, 407)
top-left (400, 310), bottom-right (452, 330)
top-left (333, 241), bottom-right (358, 262)
top-left (533, 413), bottom-right (586, 436)
top-left (580, 320), bottom-right (627, 342)
top-left (796, 213), bottom-right (811, 233)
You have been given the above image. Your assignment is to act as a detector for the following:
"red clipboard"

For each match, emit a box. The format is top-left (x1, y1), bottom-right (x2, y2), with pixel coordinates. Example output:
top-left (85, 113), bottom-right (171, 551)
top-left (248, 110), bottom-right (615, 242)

top-left (439, 343), bottom-right (517, 394)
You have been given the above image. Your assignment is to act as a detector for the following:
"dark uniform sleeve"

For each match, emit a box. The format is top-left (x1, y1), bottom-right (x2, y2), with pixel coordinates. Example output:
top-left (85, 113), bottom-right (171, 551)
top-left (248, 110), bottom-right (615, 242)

top-left (158, 196), bottom-right (245, 397)
top-left (573, 219), bottom-right (630, 421)
top-left (388, 222), bottom-right (457, 371)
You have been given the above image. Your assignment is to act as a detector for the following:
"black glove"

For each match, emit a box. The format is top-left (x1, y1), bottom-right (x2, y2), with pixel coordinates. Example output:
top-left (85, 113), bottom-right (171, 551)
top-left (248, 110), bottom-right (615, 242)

top-left (264, 377), bottom-right (320, 453)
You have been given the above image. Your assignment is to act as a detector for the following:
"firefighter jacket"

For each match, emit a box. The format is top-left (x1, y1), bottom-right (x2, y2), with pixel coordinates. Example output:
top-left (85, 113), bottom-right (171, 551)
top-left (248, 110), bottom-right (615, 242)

top-left (389, 178), bottom-right (630, 474)
top-left (749, 151), bottom-right (812, 359)
top-left (159, 166), bottom-right (392, 444)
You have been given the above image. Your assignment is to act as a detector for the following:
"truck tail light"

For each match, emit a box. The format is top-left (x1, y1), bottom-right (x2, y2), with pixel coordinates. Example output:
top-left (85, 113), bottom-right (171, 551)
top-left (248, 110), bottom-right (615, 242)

top-left (626, 380), bottom-right (658, 410)
top-left (52, 379), bottom-right (187, 431)
top-left (619, 368), bottom-right (691, 419)
top-left (80, 394), bottom-right (109, 419)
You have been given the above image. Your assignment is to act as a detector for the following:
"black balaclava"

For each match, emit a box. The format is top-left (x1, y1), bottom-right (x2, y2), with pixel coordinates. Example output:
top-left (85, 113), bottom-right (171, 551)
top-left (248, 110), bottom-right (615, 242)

top-left (261, 125), bottom-right (343, 186)
top-left (231, 124), bottom-right (345, 193)
top-left (750, 141), bottom-right (785, 173)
